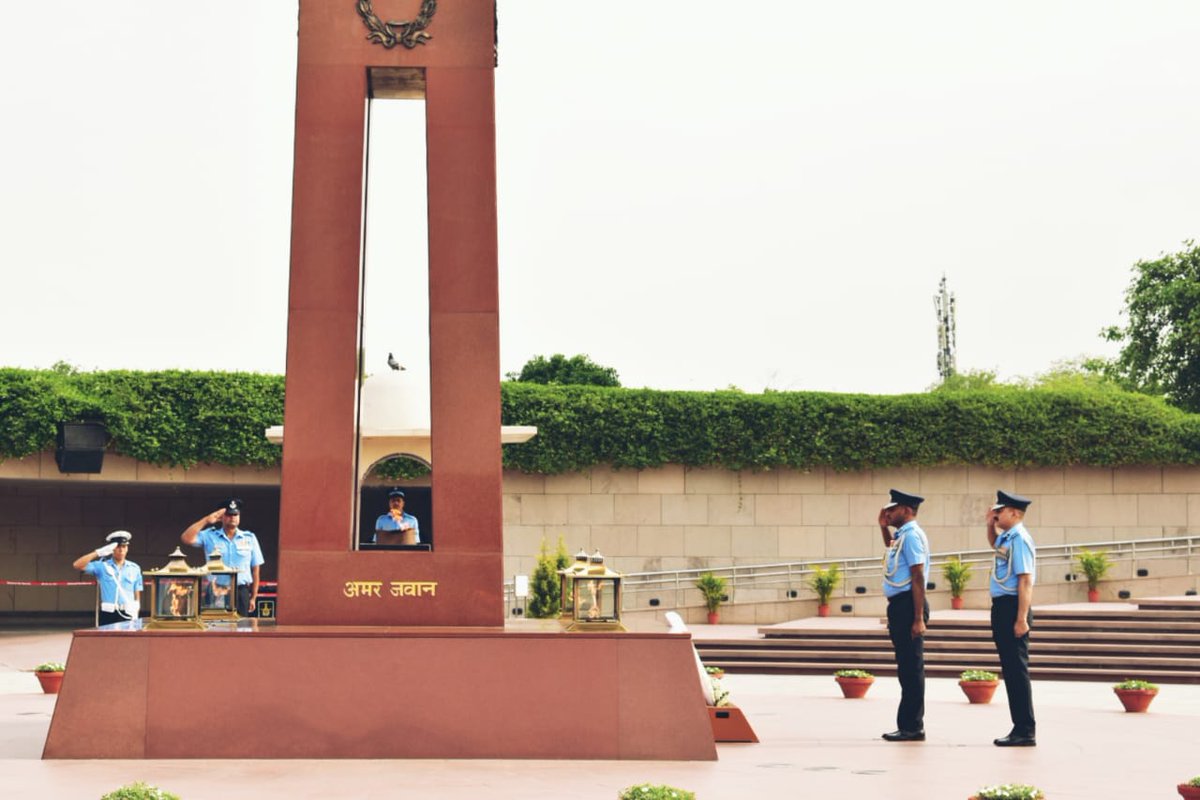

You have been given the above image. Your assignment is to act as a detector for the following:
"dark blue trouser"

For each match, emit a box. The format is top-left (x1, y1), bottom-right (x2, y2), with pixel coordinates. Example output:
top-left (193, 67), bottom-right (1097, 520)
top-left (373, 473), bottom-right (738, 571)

top-left (991, 594), bottom-right (1036, 735)
top-left (887, 591), bottom-right (930, 732)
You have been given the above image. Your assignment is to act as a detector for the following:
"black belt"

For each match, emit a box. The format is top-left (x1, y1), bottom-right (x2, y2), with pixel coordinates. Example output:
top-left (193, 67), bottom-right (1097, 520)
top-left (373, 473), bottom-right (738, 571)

top-left (887, 590), bottom-right (913, 603)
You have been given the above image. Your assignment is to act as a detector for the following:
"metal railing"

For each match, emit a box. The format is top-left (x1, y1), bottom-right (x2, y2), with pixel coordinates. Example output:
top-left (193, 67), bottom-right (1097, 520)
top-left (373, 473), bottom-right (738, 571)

top-left (503, 534), bottom-right (1200, 612)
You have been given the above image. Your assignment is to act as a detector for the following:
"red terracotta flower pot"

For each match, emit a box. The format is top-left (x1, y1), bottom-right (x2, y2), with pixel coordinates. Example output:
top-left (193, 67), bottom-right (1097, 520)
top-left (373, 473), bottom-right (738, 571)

top-left (1087, 589), bottom-right (1100, 602)
top-left (835, 676), bottom-right (873, 698)
top-left (951, 596), bottom-right (965, 610)
top-left (959, 679), bottom-right (999, 704)
top-left (706, 611), bottom-right (720, 625)
top-left (1177, 783), bottom-right (1200, 799)
top-left (1114, 687), bottom-right (1157, 712)
top-left (35, 671), bottom-right (64, 694)
top-left (817, 604), bottom-right (830, 617)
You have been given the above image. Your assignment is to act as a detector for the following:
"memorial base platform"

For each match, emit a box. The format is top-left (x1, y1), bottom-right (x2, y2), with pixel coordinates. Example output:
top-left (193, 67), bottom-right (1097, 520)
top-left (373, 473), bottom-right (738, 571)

top-left (43, 621), bottom-right (718, 760)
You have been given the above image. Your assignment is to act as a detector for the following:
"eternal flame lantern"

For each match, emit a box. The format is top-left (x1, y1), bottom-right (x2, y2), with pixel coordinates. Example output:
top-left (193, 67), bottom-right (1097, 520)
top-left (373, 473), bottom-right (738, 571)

top-left (200, 550), bottom-right (240, 621)
top-left (566, 550), bottom-right (626, 632)
top-left (558, 548), bottom-right (590, 622)
top-left (144, 547), bottom-right (206, 630)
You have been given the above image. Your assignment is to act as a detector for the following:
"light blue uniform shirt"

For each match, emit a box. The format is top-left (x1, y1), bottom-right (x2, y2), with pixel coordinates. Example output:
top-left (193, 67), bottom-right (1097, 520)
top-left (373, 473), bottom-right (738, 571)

top-left (192, 527), bottom-right (264, 586)
top-left (374, 512), bottom-right (420, 543)
top-left (990, 522), bottom-right (1036, 596)
top-left (83, 558), bottom-right (143, 608)
top-left (882, 520), bottom-right (930, 599)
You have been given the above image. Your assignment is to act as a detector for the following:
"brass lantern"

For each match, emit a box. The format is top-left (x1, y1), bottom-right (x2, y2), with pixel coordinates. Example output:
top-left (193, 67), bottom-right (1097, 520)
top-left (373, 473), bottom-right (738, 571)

top-left (566, 550), bottom-right (626, 632)
top-left (558, 548), bottom-right (590, 622)
top-left (144, 547), bottom-right (206, 630)
top-left (200, 550), bottom-right (240, 621)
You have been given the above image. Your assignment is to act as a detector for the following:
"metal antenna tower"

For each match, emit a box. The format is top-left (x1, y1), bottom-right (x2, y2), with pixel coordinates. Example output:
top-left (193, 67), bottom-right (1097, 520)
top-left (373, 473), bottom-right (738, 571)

top-left (934, 274), bottom-right (957, 380)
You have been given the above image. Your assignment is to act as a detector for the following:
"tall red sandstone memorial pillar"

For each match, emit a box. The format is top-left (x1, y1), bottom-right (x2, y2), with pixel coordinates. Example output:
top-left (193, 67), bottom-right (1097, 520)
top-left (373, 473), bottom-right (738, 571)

top-left (278, 0), bottom-right (503, 626)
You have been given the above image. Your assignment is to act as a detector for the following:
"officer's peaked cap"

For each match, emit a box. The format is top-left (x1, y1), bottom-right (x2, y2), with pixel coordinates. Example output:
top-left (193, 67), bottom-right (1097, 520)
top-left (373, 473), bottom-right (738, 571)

top-left (884, 488), bottom-right (924, 510)
top-left (992, 490), bottom-right (1032, 511)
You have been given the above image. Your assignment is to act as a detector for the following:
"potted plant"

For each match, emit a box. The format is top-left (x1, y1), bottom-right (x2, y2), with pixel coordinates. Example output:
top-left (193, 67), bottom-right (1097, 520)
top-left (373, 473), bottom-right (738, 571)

top-left (834, 668), bottom-right (874, 698)
top-left (695, 571), bottom-right (727, 624)
top-left (942, 556), bottom-right (973, 610)
top-left (807, 563), bottom-right (841, 617)
top-left (705, 665), bottom-right (726, 680)
top-left (33, 661), bottom-right (65, 694)
top-left (1113, 678), bottom-right (1158, 712)
top-left (1178, 776), bottom-right (1200, 799)
top-left (1076, 548), bottom-right (1112, 602)
top-left (969, 784), bottom-right (1044, 800)
top-left (958, 669), bottom-right (1000, 704)
top-left (618, 784), bottom-right (695, 800)
top-left (101, 783), bottom-right (181, 800)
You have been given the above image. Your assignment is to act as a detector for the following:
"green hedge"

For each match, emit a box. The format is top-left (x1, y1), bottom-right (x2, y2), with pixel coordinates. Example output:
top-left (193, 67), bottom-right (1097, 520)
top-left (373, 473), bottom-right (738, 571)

top-left (0, 368), bottom-right (285, 467)
top-left (499, 383), bottom-right (1200, 472)
top-left (2, 368), bottom-right (1198, 472)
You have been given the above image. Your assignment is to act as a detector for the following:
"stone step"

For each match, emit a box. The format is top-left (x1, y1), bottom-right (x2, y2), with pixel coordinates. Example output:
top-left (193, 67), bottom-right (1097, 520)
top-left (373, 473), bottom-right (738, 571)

top-left (763, 618), bottom-right (1200, 636)
top-left (701, 639), bottom-right (1200, 656)
top-left (708, 660), bottom-right (1200, 684)
top-left (757, 628), bottom-right (1200, 644)
top-left (700, 647), bottom-right (1200, 669)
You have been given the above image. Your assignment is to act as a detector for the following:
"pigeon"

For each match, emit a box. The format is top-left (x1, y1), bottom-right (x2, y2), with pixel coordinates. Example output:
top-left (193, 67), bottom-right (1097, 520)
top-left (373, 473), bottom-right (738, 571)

top-left (387, 352), bottom-right (405, 371)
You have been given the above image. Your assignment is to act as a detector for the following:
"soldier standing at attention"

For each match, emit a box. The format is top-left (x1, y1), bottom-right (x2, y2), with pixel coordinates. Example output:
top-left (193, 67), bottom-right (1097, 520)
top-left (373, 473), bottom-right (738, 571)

top-left (879, 489), bottom-right (930, 742)
top-left (988, 489), bottom-right (1038, 746)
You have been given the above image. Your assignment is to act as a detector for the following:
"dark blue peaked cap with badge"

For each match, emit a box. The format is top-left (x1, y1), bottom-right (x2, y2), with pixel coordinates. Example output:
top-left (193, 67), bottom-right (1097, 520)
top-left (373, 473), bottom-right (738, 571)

top-left (993, 490), bottom-right (1032, 511)
top-left (223, 499), bottom-right (242, 515)
top-left (884, 488), bottom-right (924, 510)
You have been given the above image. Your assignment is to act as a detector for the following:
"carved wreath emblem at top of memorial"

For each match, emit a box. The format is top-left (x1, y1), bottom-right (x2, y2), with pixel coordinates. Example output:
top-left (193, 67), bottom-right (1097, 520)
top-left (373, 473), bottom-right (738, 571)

top-left (356, 0), bottom-right (437, 49)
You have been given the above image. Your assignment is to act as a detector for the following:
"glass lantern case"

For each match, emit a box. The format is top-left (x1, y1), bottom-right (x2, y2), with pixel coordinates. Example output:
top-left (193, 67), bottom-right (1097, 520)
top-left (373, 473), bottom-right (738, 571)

top-left (144, 547), bottom-right (206, 630)
top-left (200, 550), bottom-right (240, 621)
top-left (566, 550), bottom-right (626, 632)
top-left (558, 549), bottom-right (590, 621)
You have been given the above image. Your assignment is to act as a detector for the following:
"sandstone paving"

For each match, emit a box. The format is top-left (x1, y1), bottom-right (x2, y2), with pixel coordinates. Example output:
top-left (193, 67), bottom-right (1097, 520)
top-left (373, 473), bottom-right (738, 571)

top-left (1, 628), bottom-right (1198, 799)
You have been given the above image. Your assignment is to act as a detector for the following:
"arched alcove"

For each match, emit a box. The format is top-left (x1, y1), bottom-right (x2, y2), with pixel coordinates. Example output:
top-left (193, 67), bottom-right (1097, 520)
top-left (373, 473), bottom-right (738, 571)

top-left (358, 452), bottom-right (433, 550)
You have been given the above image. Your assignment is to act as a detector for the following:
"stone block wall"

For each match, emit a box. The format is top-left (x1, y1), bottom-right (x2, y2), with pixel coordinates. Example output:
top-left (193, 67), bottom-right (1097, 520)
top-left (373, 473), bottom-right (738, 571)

top-left (500, 464), bottom-right (1200, 582)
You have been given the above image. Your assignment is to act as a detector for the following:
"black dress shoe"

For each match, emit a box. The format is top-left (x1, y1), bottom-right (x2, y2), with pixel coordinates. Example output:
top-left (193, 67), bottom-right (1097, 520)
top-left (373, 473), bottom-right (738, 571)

top-left (882, 729), bottom-right (926, 742)
top-left (993, 733), bottom-right (1036, 747)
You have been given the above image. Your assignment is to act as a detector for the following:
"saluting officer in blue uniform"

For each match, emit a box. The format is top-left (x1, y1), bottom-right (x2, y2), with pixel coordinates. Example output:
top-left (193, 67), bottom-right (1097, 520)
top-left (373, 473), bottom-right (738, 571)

top-left (72, 530), bottom-right (143, 626)
top-left (181, 499), bottom-right (265, 617)
top-left (987, 489), bottom-right (1038, 746)
top-left (373, 488), bottom-right (420, 543)
top-left (878, 488), bottom-right (931, 742)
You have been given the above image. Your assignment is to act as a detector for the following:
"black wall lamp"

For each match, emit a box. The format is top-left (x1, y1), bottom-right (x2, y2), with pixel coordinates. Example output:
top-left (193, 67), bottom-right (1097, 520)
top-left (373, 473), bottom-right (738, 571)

top-left (55, 421), bottom-right (108, 474)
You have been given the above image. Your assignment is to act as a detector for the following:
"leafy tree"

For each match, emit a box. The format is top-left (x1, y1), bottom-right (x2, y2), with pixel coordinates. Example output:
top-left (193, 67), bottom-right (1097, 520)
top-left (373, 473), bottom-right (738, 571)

top-left (506, 353), bottom-right (620, 387)
top-left (554, 535), bottom-right (570, 571)
top-left (1103, 241), bottom-right (1200, 412)
top-left (931, 368), bottom-right (1000, 392)
top-left (527, 538), bottom-right (561, 618)
top-left (1017, 358), bottom-right (1118, 392)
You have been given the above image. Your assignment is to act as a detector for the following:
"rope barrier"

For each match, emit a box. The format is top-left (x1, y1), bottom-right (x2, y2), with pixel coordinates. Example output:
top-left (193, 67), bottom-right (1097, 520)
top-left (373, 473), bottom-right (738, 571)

top-left (0, 580), bottom-right (279, 588)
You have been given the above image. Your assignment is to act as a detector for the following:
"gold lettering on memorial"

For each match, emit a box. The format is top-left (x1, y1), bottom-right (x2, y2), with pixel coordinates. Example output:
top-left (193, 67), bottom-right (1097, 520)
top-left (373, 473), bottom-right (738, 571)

top-left (343, 580), bottom-right (439, 599)
top-left (343, 580), bottom-right (384, 598)
top-left (389, 580), bottom-right (438, 597)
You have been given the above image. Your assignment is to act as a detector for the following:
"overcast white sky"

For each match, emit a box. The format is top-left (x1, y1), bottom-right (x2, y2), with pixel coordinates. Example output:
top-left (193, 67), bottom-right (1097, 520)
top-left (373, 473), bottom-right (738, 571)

top-left (2, 2), bottom-right (1198, 394)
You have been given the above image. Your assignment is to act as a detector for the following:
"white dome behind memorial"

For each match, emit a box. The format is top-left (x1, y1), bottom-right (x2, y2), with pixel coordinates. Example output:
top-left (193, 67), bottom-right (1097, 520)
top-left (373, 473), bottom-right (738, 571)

top-left (359, 369), bottom-right (431, 433)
